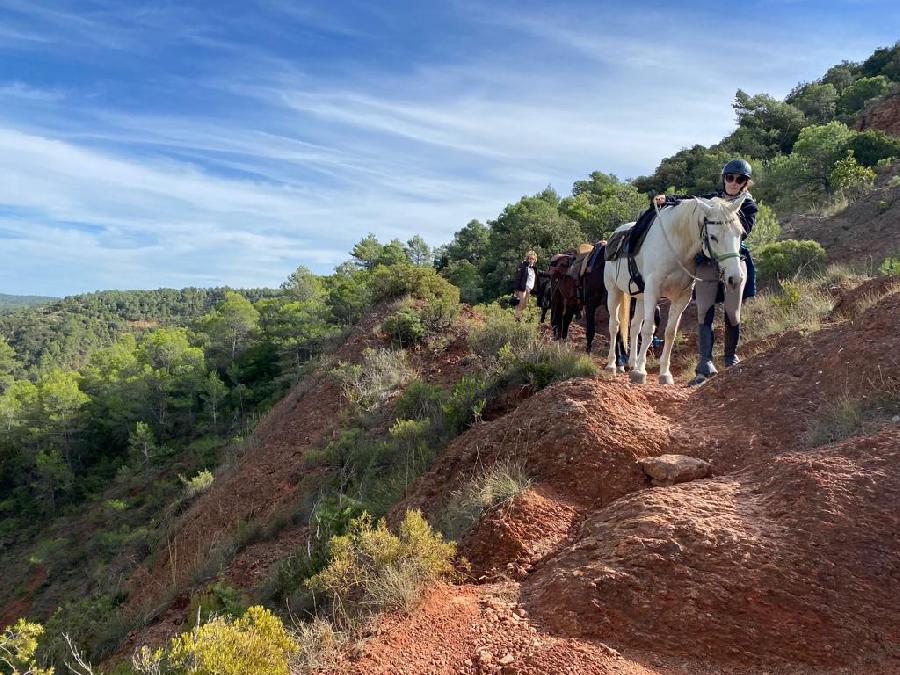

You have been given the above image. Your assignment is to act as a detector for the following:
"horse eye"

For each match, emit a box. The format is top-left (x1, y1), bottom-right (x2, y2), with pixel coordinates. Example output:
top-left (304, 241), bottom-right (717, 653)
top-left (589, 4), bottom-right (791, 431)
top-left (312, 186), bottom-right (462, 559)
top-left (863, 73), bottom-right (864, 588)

top-left (710, 235), bottom-right (719, 243)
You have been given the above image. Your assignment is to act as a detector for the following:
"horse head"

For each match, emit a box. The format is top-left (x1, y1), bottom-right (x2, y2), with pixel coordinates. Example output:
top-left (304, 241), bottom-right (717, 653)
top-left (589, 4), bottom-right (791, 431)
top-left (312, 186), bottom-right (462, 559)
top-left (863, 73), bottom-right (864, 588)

top-left (696, 196), bottom-right (747, 291)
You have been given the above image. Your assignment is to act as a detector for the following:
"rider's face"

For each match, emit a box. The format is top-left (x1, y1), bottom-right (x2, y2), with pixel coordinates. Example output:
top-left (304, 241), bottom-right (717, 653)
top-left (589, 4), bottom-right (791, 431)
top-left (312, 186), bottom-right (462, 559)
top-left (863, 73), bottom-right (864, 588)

top-left (723, 173), bottom-right (748, 197)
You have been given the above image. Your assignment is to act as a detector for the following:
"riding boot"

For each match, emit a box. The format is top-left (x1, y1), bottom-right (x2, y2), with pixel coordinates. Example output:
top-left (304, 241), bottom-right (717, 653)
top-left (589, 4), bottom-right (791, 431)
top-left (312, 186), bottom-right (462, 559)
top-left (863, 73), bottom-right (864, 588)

top-left (724, 319), bottom-right (741, 367)
top-left (694, 324), bottom-right (718, 379)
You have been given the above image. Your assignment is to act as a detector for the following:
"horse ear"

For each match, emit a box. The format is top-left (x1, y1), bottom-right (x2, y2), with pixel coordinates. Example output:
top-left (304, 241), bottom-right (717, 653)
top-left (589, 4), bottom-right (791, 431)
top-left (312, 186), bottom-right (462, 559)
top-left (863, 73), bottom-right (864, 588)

top-left (693, 197), bottom-right (714, 215)
top-left (727, 193), bottom-right (749, 214)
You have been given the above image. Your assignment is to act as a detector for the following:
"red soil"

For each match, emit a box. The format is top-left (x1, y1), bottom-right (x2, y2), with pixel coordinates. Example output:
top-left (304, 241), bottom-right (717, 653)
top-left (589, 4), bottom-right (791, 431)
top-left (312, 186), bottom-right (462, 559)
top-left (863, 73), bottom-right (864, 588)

top-left (349, 287), bottom-right (900, 674)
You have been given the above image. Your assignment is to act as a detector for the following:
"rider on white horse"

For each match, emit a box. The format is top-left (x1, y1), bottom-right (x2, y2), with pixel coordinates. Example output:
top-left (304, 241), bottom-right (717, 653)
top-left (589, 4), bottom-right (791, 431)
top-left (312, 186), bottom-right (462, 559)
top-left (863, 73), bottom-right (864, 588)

top-left (654, 159), bottom-right (758, 385)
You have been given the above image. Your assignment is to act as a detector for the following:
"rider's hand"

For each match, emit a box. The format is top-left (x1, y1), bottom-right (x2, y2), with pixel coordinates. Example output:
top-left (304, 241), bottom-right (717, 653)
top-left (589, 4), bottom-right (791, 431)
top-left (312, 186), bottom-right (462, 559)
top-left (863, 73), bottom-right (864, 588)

top-left (654, 194), bottom-right (667, 206)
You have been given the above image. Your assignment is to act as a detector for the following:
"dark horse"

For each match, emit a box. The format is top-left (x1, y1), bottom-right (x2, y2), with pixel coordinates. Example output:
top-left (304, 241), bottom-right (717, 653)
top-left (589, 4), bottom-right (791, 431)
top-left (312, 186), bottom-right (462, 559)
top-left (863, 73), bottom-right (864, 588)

top-left (546, 253), bottom-right (581, 340)
top-left (580, 244), bottom-right (630, 367)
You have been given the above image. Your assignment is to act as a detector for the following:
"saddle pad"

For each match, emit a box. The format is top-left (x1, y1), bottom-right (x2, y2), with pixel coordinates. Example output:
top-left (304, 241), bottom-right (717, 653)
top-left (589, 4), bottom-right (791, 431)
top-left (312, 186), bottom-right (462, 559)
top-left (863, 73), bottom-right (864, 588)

top-left (605, 229), bottom-right (631, 261)
top-left (567, 251), bottom-right (591, 280)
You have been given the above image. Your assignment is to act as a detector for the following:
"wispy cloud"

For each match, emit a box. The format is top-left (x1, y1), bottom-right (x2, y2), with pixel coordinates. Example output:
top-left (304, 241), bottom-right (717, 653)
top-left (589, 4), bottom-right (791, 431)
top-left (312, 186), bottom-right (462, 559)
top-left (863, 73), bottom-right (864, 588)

top-left (0, 0), bottom-right (897, 295)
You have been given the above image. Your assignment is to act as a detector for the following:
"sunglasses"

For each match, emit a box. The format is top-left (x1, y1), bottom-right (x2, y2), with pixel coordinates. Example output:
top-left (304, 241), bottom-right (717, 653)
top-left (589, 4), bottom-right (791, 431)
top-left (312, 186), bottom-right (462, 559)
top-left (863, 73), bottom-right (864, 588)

top-left (724, 173), bottom-right (749, 184)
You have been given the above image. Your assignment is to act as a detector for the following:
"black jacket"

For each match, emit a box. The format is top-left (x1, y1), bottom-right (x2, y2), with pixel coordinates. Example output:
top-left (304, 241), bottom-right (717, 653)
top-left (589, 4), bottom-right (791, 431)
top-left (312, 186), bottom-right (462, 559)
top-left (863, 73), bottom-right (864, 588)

top-left (514, 260), bottom-right (534, 293)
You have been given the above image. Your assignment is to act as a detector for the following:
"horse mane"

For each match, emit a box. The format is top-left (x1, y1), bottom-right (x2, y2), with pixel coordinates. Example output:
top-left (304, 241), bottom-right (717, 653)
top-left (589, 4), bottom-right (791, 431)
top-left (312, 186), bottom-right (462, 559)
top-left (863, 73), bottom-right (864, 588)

top-left (656, 199), bottom-right (704, 252)
top-left (658, 197), bottom-right (744, 251)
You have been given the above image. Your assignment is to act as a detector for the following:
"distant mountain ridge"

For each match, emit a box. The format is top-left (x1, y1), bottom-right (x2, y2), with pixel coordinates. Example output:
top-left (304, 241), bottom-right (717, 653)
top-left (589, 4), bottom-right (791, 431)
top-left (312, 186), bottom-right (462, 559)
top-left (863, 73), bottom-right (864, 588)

top-left (0, 293), bottom-right (57, 310)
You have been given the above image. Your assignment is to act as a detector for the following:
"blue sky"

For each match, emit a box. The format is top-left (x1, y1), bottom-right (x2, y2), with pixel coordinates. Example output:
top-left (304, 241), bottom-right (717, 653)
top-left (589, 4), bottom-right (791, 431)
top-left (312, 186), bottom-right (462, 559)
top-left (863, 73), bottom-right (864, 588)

top-left (0, 1), bottom-right (897, 296)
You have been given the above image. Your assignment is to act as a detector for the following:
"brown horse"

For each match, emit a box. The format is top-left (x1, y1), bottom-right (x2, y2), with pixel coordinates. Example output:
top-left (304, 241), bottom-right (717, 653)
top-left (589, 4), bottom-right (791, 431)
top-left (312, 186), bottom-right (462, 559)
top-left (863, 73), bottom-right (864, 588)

top-left (546, 253), bottom-right (581, 340)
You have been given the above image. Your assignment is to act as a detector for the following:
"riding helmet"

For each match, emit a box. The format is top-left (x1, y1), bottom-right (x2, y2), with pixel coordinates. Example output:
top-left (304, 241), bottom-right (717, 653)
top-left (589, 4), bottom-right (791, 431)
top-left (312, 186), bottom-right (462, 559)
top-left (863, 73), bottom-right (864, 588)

top-left (722, 158), bottom-right (752, 177)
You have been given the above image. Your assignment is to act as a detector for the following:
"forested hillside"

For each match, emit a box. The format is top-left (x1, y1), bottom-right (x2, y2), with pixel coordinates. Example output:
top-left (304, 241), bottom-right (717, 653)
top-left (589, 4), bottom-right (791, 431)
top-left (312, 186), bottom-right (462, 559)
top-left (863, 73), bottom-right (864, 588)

top-left (0, 294), bottom-right (56, 312)
top-left (1, 41), bottom-right (898, 675)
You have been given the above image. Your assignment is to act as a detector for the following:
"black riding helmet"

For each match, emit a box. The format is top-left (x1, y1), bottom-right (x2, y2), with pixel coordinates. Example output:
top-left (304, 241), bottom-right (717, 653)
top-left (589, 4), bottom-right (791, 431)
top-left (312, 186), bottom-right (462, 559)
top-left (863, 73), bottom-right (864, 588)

top-left (722, 158), bottom-right (752, 178)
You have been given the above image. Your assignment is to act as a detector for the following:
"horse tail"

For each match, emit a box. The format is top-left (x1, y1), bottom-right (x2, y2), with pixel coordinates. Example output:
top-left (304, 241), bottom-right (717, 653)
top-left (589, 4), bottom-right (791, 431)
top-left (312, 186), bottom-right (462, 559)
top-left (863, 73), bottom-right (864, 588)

top-left (619, 291), bottom-right (631, 347)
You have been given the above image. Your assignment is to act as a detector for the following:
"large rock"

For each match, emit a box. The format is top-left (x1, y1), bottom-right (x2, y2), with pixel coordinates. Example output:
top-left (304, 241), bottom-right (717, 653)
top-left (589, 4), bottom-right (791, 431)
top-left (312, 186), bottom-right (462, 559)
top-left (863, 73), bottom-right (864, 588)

top-left (638, 454), bottom-right (710, 486)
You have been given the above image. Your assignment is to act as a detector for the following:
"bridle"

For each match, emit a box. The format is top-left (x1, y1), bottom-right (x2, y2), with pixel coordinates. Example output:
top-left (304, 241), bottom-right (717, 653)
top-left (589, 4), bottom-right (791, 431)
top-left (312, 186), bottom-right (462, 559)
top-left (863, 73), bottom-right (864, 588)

top-left (700, 216), bottom-right (741, 263)
top-left (652, 199), bottom-right (741, 283)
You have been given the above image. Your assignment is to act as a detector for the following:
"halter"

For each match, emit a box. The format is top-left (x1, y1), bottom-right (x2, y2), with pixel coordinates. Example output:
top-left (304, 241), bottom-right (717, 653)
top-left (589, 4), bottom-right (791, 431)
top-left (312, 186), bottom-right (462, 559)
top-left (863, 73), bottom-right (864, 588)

top-left (700, 216), bottom-right (741, 263)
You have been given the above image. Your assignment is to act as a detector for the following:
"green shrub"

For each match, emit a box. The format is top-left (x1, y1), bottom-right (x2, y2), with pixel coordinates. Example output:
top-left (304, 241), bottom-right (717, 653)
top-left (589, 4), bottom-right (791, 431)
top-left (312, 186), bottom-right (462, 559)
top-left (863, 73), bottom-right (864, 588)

top-left (745, 202), bottom-right (782, 249)
top-left (440, 459), bottom-right (532, 539)
top-left (879, 255), bottom-right (900, 276)
top-left (1, 619), bottom-right (53, 675)
top-left (500, 342), bottom-right (598, 389)
top-left (306, 510), bottom-right (456, 627)
top-left (755, 239), bottom-right (828, 285)
top-left (331, 348), bottom-right (413, 410)
top-left (187, 582), bottom-right (248, 623)
top-left (382, 306), bottom-right (426, 347)
top-left (132, 605), bottom-right (297, 675)
top-left (368, 264), bottom-right (460, 304)
top-left (180, 469), bottom-right (214, 498)
top-left (468, 305), bottom-right (535, 360)
top-left (394, 379), bottom-right (446, 421)
top-left (419, 296), bottom-right (460, 332)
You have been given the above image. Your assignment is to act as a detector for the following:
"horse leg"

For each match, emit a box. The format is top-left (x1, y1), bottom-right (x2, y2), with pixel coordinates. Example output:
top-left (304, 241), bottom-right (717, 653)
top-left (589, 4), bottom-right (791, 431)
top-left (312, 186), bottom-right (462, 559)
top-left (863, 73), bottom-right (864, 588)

top-left (585, 295), bottom-right (596, 353)
top-left (658, 289), bottom-right (692, 385)
top-left (562, 302), bottom-right (575, 340)
top-left (605, 288), bottom-right (621, 372)
top-left (627, 299), bottom-right (643, 372)
top-left (630, 287), bottom-right (659, 384)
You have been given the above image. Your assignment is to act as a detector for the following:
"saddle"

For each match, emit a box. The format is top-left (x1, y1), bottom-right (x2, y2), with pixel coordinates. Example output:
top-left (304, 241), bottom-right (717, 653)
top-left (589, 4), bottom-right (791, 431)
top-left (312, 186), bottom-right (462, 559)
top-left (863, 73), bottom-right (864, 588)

top-left (604, 207), bottom-right (660, 294)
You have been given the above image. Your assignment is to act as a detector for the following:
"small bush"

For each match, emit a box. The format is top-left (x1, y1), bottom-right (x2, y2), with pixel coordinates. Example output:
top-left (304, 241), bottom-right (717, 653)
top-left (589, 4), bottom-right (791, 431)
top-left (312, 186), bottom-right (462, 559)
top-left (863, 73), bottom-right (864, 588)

top-left (180, 469), bottom-right (214, 498)
top-left (440, 459), bottom-right (532, 539)
top-left (291, 617), bottom-right (345, 673)
top-left (879, 255), bottom-right (900, 276)
top-left (382, 306), bottom-right (426, 347)
top-left (132, 606), bottom-right (297, 675)
top-left (331, 348), bottom-right (413, 410)
top-left (755, 239), bottom-right (828, 285)
top-left (501, 342), bottom-right (598, 389)
top-left (368, 264), bottom-right (460, 304)
top-left (468, 305), bottom-right (535, 360)
top-left (394, 379), bottom-right (446, 421)
top-left (1, 619), bottom-right (53, 675)
top-left (419, 296), bottom-right (460, 332)
top-left (806, 390), bottom-right (900, 447)
top-left (306, 510), bottom-right (456, 628)
top-left (745, 202), bottom-right (782, 249)
top-left (187, 582), bottom-right (247, 623)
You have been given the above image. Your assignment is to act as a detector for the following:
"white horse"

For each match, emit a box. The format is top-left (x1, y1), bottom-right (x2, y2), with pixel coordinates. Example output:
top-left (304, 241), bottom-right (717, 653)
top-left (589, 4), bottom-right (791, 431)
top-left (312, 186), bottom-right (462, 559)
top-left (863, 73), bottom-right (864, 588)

top-left (604, 196), bottom-right (747, 384)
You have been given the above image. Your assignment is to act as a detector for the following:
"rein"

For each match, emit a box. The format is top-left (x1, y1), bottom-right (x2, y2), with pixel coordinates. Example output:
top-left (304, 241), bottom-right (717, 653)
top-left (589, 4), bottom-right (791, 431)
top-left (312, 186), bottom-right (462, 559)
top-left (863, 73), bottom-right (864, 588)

top-left (652, 200), bottom-right (702, 282)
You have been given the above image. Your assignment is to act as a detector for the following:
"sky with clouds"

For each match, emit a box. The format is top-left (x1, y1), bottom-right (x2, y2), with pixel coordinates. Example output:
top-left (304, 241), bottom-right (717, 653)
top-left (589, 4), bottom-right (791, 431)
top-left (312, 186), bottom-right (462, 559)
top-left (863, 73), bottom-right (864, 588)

top-left (0, 0), bottom-right (897, 296)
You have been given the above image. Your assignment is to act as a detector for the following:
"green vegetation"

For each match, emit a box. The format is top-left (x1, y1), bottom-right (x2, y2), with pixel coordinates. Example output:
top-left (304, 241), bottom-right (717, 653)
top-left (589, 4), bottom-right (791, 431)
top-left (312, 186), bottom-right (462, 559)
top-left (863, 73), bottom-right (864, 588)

top-left (131, 606), bottom-right (297, 675)
top-left (0, 619), bottom-right (53, 675)
top-left (741, 279), bottom-right (835, 344)
top-left (306, 510), bottom-right (456, 626)
top-left (806, 384), bottom-right (900, 447)
top-left (755, 239), bottom-right (828, 285)
top-left (440, 458), bottom-right (532, 539)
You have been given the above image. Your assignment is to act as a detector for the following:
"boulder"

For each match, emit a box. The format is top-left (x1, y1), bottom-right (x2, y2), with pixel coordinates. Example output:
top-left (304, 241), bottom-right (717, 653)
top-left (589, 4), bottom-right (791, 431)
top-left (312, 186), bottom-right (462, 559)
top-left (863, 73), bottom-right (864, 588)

top-left (638, 454), bottom-right (711, 486)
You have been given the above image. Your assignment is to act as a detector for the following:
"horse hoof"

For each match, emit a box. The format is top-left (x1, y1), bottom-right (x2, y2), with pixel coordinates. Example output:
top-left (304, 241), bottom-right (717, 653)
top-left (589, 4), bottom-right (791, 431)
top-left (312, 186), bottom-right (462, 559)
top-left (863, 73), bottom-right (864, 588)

top-left (629, 370), bottom-right (647, 384)
top-left (604, 364), bottom-right (617, 374)
top-left (658, 373), bottom-right (674, 385)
